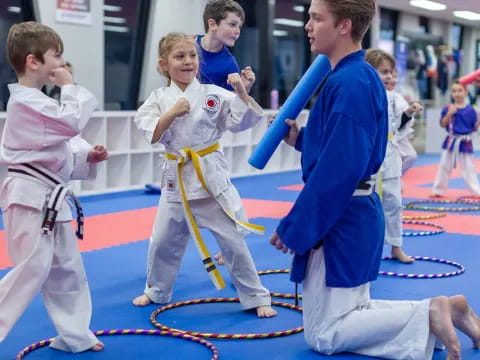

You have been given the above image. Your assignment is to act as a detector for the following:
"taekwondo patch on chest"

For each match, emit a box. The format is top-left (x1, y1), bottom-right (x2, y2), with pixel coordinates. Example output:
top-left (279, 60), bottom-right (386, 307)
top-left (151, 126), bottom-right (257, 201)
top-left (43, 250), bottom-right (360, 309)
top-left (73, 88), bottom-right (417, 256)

top-left (203, 94), bottom-right (220, 115)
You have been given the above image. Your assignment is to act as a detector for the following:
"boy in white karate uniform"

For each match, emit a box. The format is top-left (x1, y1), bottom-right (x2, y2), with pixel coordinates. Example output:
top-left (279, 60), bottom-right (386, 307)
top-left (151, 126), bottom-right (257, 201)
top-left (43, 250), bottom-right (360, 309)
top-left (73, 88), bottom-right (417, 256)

top-left (0, 22), bottom-right (107, 354)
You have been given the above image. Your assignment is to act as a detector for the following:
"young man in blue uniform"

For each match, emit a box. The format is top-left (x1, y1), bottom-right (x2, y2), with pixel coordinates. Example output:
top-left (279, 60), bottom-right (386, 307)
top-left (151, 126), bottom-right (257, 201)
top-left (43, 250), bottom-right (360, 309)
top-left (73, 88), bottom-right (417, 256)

top-left (269, 0), bottom-right (480, 359)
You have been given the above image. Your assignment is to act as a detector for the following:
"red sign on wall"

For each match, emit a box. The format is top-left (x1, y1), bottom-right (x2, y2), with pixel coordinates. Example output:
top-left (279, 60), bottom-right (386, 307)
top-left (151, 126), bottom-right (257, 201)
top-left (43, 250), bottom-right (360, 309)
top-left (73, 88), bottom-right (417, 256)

top-left (56, 0), bottom-right (91, 25)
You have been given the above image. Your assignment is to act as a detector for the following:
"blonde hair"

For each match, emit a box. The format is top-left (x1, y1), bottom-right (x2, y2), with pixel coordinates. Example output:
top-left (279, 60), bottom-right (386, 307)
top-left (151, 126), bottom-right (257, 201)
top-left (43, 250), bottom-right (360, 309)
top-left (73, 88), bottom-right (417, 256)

top-left (323, 0), bottom-right (376, 42)
top-left (7, 21), bottom-right (63, 75)
top-left (365, 48), bottom-right (395, 69)
top-left (157, 32), bottom-right (198, 84)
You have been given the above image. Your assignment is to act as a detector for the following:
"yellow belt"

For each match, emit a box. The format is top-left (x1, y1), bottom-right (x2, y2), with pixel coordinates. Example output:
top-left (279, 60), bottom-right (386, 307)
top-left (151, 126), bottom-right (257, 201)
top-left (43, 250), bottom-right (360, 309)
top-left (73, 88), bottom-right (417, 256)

top-left (166, 142), bottom-right (265, 289)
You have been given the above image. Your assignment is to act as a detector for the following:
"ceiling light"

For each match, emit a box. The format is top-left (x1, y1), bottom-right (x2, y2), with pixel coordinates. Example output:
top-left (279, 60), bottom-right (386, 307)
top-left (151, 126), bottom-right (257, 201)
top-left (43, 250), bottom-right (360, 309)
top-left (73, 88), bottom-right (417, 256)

top-left (409, 0), bottom-right (446, 11)
top-left (454, 11), bottom-right (480, 21)
top-left (293, 5), bottom-right (305, 13)
top-left (273, 30), bottom-right (288, 37)
top-left (274, 18), bottom-right (304, 27)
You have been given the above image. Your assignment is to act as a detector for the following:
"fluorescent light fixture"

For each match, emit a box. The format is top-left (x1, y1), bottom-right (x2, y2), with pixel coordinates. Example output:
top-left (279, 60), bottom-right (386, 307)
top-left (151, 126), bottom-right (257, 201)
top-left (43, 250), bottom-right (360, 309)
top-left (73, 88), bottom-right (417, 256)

top-left (104, 4), bottom-right (122, 12)
top-left (274, 18), bottom-right (304, 27)
top-left (293, 5), bottom-right (305, 13)
top-left (104, 16), bottom-right (126, 24)
top-left (7, 6), bottom-right (21, 13)
top-left (104, 25), bottom-right (129, 33)
top-left (273, 30), bottom-right (288, 37)
top-left (409, 0), bottom-right (446, 11)
top-left (454, 11), bottom-right (480, 21)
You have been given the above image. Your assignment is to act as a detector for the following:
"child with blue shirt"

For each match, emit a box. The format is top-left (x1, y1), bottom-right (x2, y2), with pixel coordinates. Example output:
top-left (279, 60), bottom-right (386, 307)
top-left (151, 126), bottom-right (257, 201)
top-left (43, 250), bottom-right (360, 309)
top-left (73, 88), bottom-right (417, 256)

top-left (196, 0), bottom-right (255, 92)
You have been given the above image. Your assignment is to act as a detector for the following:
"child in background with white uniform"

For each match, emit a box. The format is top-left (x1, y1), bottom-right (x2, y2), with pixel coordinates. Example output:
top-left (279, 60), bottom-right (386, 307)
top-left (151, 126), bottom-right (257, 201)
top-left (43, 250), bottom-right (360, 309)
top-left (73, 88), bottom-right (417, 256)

top-left (133, 32), bottom-right (276, 318)
top-left (0, 22), bottom-right (107, 353)
top-left (365, 49), bottom-right (421, 264)
top-left (387, 69), bottom-right (421, 175)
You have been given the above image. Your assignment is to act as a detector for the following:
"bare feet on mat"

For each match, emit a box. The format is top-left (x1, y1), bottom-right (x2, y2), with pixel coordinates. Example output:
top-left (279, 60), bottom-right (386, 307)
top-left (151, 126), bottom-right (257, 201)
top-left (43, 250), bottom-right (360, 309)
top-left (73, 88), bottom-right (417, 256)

top-left (430, 296), bottom-right (461, 360)
top-left (450, 295), bottom-right (480, 348)
top-left (132, 294), bottom-right (153, 306)
top-left (214, 252), bottom-right (225, 265)
top-left (257, 305), bottom-right (277, 318)
top-left (391, 247), bottom-right (414, 263)
top-left (90, 341), bottom-right (104, 351)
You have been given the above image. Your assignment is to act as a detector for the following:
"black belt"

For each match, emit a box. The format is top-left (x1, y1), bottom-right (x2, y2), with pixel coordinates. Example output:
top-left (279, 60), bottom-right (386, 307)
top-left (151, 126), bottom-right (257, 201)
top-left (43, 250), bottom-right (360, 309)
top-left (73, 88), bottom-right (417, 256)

top-left (8, 164), bottom-right (84, 240)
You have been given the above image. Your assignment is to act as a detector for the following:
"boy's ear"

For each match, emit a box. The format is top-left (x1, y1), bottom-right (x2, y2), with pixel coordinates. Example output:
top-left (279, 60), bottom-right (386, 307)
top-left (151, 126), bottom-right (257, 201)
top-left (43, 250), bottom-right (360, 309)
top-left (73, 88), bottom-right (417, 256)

top-left (25, 54), bottom-right (40, 71)
top-left (207, 18), bottom-right (218, 31)
top-left (338, 19), bottom-right (352, 36)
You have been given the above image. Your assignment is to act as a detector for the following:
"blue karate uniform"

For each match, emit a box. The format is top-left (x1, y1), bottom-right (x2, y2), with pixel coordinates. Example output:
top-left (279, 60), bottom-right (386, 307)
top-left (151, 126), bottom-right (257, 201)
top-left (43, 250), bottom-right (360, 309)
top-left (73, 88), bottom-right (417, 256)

top-left (277, 50), bottom-right (388, 288)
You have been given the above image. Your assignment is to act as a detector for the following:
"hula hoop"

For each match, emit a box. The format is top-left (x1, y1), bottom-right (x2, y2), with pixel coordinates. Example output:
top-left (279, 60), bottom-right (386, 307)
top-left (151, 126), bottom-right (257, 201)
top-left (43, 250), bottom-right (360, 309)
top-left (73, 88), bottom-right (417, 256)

top-left (402, 220), bottom-right (445, 236)
top-left (379, 256), bottom-right (465, 278)
top-left (257, 269), bottom-right (302, 299)
top-left (456, 195), bottom-right (480, 204)
top-left (405, 199), bottom-right (480, 212)
top-left (150, 297), bottom-right (303, 339)
top-left (16, 329), bottom-right (219, 360)
top-left (402, 212), bottom-right (446, 220)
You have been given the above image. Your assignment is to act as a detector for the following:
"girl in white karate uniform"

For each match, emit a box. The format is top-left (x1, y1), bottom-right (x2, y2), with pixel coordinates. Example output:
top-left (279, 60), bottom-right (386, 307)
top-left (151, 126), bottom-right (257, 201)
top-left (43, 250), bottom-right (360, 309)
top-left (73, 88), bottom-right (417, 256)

top-left (133, 32), bottom-right (276, 318)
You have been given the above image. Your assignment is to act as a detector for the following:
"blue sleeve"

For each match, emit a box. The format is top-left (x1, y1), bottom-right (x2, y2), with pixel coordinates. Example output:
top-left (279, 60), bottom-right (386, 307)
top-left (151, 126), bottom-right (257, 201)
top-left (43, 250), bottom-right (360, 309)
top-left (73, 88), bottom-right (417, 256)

top-left (294, 127), bottom-right (305, 152)
top-left (276, 113), bottom-right (375, 255)
top-left (469, 107), bottom-right (478, 128)
top-left (440, 106), bottom-right (448, 124)
top-left (230, 56), bottom-right (240, 74)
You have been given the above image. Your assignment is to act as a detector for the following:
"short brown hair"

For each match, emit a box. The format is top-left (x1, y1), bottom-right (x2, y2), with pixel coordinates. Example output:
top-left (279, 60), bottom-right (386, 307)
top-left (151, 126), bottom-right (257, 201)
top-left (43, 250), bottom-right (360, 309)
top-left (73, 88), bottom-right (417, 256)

top-left (365, 48), bottom-right (395, 69)
top-left (323, 0), bottom-right (376, 42)
top-left (203, 0), bottom-right (245, 33)
top-left (7, 21), bottom-right (63, 75)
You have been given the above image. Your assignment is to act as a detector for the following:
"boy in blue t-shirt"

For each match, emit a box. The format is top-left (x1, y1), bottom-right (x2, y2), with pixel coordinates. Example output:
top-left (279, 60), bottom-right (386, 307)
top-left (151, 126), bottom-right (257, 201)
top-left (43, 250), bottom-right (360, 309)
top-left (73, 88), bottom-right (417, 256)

top-left (197, 0), bottom-right (256, 265)
top-left (196, 0), bottom-right (255, 92)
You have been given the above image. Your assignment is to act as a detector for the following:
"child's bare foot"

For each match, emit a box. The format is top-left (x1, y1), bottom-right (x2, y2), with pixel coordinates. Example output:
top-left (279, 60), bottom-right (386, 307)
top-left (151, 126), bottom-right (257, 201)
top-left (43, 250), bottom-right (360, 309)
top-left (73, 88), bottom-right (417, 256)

top-left (132, 294), bottom-right (153, 306)
top-left (90, 341), bottom-right (104, 351)
top-left (256, 305), bottom-right (277, 318)
top-left (430, 296), bottom-right (461, 360)
top-left (450, 295), bottom-right (480, 348)
top-left (214, 252), bottom-right (225, 265)
top-left (391, 247), bottom-right (414, 263)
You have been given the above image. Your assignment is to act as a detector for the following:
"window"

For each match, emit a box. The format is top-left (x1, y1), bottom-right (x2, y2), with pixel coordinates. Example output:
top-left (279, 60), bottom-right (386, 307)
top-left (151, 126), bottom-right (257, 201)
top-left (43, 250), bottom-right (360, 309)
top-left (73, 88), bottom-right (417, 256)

top-left (104, 1), bottom-right (150, 110)
top-left (378, 8), bottom-right (398, 55)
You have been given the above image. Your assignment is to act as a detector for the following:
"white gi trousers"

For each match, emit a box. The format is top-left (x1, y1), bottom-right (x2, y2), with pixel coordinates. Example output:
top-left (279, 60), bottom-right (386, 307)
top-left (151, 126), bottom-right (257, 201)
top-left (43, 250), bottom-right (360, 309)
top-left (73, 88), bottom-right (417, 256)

top-left (398, 137), bottom-right (418, 175)
top-left (0, 205), bottom-right (98, 352)
top-left (303, 248), bottom-right (436, 359)
top-left (143, 188), bottom-right (271, 309)
top-left (382, 176), bottom-right (403, 247)
top-left (432, 151), bottom-right (480, 196)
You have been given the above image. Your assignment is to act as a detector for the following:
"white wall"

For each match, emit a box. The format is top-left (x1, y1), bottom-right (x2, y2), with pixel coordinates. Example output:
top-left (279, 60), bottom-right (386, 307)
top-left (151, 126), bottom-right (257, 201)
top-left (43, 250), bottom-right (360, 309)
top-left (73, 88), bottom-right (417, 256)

top-left (139, 0), bottom-right (207, 102)
top-left (34, 0), bottom-right (104, 108)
